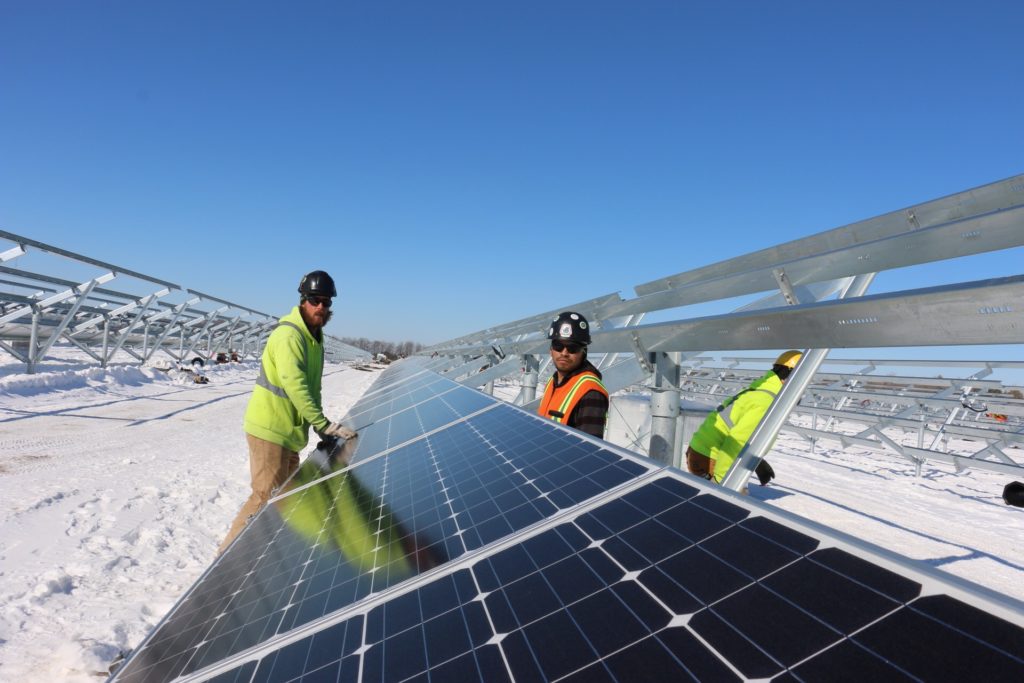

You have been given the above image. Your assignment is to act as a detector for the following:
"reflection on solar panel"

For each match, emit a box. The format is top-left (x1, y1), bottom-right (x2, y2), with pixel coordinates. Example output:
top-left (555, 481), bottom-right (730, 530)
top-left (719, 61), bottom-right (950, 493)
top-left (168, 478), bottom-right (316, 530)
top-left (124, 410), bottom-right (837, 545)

top-left (110, 360), bottom-right (1024, 682)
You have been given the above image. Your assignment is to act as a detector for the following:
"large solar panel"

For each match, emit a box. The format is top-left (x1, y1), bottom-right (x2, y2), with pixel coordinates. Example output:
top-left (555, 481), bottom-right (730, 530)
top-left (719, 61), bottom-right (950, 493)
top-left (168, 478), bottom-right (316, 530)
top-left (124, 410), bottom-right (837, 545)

top-left (110, 360), bottom-right (1024, 682)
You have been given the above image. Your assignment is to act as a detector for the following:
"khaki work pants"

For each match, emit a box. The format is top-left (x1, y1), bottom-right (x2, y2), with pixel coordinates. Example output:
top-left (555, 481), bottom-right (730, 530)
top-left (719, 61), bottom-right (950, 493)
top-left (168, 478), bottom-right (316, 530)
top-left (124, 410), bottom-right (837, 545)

top-left (218, 434), bottom-right (299, 554)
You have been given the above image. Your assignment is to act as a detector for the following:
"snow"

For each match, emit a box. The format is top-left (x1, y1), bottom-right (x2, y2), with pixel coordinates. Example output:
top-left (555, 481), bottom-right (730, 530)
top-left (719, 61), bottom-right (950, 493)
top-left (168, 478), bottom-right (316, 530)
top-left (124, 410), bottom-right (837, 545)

top-left (0, 351), bottom-right (378, 682)
top-left (1, 352), bottom-right (1022, 681)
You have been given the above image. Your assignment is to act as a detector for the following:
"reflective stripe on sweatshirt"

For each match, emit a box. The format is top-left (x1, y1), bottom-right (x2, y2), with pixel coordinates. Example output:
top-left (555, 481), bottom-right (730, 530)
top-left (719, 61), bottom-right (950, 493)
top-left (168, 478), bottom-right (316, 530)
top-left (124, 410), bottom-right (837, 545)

top-left (254, 321), bottom-right (307, 399)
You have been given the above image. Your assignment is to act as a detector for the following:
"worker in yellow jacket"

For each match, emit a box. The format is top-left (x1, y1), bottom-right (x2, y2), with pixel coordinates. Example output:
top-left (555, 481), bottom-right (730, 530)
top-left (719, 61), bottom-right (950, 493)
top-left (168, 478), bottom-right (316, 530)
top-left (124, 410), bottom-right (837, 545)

top-left (686, 350), bottom-right (803, 485)
top-left (219, 270), bottom-right (355, 553)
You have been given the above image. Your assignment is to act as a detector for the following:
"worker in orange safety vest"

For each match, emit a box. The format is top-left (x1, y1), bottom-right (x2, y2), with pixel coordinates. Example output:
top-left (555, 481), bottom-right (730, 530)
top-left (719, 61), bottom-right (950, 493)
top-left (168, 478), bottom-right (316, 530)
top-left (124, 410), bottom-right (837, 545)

top-left (537, 311), bottom-right (609, 438)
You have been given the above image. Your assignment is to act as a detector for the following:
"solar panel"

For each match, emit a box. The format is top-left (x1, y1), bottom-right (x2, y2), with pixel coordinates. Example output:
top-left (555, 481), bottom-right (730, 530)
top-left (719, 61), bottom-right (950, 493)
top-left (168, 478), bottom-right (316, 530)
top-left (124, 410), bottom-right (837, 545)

top-left (110, 374), bottom-right (653, 683)
top-left (172, 474), bottom-right (1024, 682)
top-left (109, 362), bottom-right (1024, 683)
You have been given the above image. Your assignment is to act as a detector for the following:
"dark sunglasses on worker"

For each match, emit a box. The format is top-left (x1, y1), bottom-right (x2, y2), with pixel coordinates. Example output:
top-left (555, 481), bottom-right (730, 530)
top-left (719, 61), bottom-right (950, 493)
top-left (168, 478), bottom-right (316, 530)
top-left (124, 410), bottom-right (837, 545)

top-left (551, 341), bottom-right (583, 354)
top-left (305, 296), bottom-right (332, 308)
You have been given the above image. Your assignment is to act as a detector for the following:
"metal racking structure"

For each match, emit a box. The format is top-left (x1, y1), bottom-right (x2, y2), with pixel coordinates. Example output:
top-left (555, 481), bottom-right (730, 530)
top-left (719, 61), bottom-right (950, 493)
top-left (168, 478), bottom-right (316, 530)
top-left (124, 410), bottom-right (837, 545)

top-left (0, 229), bottom-right (369, 372)
top-left (421, 174), bottom-right (1024, 490)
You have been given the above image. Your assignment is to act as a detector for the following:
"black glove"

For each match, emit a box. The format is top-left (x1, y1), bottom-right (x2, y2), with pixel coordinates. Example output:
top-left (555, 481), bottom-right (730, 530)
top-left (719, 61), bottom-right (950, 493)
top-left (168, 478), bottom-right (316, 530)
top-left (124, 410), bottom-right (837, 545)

top-left (755, 459), bottom-right (775, 486)
top-left (316, 435), bottom-right (339, 453)
top-left (1004, 481), bottom-right (1024, 508)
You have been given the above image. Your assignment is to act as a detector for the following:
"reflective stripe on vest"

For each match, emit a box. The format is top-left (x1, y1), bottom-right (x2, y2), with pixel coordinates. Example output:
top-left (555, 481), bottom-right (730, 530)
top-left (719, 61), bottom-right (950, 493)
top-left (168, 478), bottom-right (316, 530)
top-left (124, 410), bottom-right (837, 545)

top-left (717, 388), bottom-right (776, 429)
top-left (538, 371), bottom-right (608, 425)
top-left (254, 321), bottom-right (307, 399)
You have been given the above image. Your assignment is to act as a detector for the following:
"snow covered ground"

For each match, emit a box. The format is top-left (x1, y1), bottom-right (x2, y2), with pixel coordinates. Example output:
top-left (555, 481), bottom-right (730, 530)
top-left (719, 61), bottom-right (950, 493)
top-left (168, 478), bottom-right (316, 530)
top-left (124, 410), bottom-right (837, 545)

top-left (1, 352), bottom-right (1022, 682)
top-left (0, 351), bottom-right (379, 682)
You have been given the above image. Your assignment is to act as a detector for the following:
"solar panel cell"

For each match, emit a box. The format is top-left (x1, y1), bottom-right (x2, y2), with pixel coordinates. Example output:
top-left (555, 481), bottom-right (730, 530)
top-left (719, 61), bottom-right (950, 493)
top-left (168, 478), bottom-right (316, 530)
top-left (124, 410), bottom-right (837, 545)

top-left (418, 646), bottom-right (511, 683)
top-left (809, 547), bottom-right (922, 603)
top-left (654, 500), bottom-right (736, 545)
top-left (520, 608), bottom-right (599, 679)
top-left (739, 514), bottom-right (821, 555)
top-left (636, 565), bottom-right (704, 614)
top-left (602, 631), bottom-right (739, 682)
top-left (688, 605), bottom-right (783, 678)
top-left (912, 594), bottom-right (1024, 656)
top-left (761, 557), bottom-right (902, 633)
top-left (699, 583), bottom-right (846, 671)
top-left (853, 600), bottom-right (1024, 680)
top-left (783, 639), bottom-right (916, 682)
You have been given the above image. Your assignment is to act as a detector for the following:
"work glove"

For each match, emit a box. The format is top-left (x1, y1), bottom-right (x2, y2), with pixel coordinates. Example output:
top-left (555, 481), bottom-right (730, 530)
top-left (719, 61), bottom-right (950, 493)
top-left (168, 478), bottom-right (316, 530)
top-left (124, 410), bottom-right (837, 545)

top-left (319, 422), bottom-right (357, 441)
top-left (314, 423), bottom-right (359, 469)
top-left (755, 459), bottom-right (775, 486)
top-left (315, 423), bottom-right (358, 460)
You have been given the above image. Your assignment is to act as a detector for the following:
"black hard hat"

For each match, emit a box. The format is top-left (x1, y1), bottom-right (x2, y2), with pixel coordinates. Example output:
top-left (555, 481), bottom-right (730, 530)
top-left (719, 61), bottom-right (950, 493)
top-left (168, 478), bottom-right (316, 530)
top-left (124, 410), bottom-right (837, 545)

top-left (298, 270), bottom-right (337, 298)
top-left (547, 311), bottom-right (592, 345)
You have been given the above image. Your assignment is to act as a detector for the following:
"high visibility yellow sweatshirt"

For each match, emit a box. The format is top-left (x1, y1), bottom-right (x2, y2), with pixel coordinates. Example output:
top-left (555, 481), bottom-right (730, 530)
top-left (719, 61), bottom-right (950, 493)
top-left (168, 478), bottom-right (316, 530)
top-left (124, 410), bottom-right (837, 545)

top-left (688, 371), bottom-right (781, 481)
top-left (243, 306), bottom-right (328, 452)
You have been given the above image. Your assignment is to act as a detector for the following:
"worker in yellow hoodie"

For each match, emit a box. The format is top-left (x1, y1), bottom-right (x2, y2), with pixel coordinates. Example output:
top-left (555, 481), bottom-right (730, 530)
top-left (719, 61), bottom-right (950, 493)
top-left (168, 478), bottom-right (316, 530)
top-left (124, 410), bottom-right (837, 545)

top-left (219, 270), bottom-right (355, 553)
top-left (686, 351), bottom-right (802, 485)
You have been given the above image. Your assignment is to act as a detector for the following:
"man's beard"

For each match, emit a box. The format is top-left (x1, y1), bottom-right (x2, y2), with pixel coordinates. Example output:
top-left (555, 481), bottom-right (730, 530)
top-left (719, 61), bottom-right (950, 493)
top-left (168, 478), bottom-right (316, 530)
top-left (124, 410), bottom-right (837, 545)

top-left (322, 308), bottom-right (333, 325)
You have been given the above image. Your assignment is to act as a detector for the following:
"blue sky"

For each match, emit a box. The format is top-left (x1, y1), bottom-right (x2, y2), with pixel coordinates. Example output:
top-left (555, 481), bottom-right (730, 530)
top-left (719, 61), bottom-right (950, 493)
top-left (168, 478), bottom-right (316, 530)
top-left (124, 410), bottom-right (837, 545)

top-left (2, 1), bottom-right (1022, 346)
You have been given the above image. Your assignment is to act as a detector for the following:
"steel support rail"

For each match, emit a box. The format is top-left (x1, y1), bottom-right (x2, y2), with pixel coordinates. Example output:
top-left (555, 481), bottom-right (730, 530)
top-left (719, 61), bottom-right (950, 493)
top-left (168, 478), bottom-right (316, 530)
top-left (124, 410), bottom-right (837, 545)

top-left (787, 424), bottom-right (1024, 477)
top-left (635, 173), bottom-right (1024, 296)
top-left (431, 275), bottom-right (1024, 357)
top-left (721, 273), bottom-right (877, 490)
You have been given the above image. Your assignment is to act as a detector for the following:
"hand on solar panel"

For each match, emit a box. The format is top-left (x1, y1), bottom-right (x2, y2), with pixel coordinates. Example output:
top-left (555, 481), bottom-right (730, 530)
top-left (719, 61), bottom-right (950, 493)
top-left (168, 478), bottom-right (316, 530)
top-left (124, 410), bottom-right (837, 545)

top-left (314, 424), bottom-right (358, 466)
top-left (313, 430), bottom-right (359, 469)
top-left (319, 422), bottom-right (357, 440)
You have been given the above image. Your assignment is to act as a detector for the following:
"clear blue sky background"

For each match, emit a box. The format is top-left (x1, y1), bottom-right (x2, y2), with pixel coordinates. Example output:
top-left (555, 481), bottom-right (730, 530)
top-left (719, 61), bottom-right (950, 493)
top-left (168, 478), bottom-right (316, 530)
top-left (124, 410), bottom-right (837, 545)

top-left (2, 1), bottom-right (1022, 347)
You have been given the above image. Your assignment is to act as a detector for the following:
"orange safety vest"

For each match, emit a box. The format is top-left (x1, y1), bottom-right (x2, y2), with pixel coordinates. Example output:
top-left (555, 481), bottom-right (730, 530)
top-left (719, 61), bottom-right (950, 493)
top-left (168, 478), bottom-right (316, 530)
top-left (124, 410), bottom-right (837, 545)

top-left (538, 370), bottom-right (609, 425)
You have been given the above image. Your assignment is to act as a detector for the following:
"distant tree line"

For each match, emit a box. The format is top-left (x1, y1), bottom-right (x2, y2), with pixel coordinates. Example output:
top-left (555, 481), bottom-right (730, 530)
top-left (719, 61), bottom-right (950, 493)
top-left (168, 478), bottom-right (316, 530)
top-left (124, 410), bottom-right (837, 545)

top-left (341, 337), bottom-right (424, 360)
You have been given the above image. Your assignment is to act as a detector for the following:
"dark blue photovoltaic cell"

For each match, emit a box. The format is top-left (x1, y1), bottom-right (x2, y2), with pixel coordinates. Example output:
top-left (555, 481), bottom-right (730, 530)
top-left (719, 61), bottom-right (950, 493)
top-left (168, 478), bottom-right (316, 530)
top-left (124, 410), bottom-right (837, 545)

top-left (199, 474), bottom-right (1024, 683)
top-left (110, 396), bottom-right (649, 683)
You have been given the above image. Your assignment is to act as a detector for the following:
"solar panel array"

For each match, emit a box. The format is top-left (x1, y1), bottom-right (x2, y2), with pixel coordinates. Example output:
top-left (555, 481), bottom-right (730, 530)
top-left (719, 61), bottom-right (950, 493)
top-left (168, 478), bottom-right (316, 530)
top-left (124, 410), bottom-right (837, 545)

top-left (110, 359), bottom-right (1024, 682)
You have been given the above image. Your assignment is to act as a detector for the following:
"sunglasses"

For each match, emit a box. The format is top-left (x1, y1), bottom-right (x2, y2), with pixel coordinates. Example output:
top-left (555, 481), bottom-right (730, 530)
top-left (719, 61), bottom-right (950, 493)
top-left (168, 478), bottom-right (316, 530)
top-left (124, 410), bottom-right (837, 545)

top-left (551, 341), bottom-right (583, 354)
top-left (305, 296), bottom-right (332, 308)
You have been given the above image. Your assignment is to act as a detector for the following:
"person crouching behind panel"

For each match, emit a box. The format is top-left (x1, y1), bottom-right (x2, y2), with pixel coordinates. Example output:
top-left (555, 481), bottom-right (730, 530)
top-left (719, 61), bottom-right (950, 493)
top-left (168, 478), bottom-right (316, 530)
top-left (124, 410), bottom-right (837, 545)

top-left (686, 350), bottom-right (803, 486)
